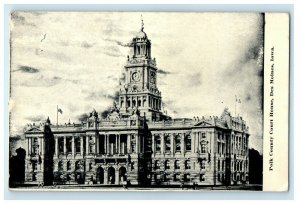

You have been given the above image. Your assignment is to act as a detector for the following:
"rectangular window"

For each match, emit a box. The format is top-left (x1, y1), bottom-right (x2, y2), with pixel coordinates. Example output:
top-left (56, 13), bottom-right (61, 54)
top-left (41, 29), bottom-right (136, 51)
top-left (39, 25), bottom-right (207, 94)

top-left (201, 132), bottom-right (206, 139)
top-left (155, 137), bottom-right (161, 152)
top-left (66, 137), bottom-right (72, 153)
top-left (185, 136), bottom-right (191, 151)
top-left (174, 174), bottom-right (180, 181)
top-left (75, 137), bottom-right (81, 153)
top-left (58, 137), bottom-right (64, 154)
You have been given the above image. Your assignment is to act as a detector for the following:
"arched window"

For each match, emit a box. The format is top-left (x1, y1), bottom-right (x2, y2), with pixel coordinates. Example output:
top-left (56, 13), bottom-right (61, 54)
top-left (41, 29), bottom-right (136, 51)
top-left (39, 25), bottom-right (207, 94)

top-left (67, 161), bottom-right (71, 171)
top-left (200, 143), bottom-right (206, 153)
top-left (155, 160), bottom-right (160, 170)
top-left (184, 173), bottom-right (190, 182)
top-left (155, 136), bottom-right (161, 152)
top-left (185, 160), bottom-right (191, 170)
top-left (165, 160), bottom-right (170, 170)
top-left (165, 136), bottom-right (171, 152)
top-left (132, 99), bottom-right (136, 107)
top-left (127, 100), bottom-right (130, 108)
top-left (58, 161), bottom-right (63, 171)
top-left (175, 135), bottom-right (181, 152)
top-left (185, 135), bottom-right (191, 151)
top-left (201, 160), bottom-right (206, 170)
top-left (240, 161), bottom-right (243, 171)
top-left (175, 160), bottom-right (180, 169)
top-left (120, 100), bottom-right (124, 108)
top-left (137, 46), bottom-right (140, 55)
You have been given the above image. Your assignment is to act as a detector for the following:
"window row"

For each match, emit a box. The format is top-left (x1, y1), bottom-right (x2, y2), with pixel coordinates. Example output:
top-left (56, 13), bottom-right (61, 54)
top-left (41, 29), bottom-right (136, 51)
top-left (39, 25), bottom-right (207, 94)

top-left (154, 173), bottom-right (206, 182)
top-left (153, 160), bottom-right (199, 170)
top-left (154, 135), bottom-right (207, 153)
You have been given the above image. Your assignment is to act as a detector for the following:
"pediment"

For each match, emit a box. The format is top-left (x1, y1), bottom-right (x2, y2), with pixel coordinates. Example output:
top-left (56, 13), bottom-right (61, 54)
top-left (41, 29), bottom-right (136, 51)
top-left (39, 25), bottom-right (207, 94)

top-left (25, 127), bottom-right (43, 133)
top-left (194, 120), bottom-right (213, 127)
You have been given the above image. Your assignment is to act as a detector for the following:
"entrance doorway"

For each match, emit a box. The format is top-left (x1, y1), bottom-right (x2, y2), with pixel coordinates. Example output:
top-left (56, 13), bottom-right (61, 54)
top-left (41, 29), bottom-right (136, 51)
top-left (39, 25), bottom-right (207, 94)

top-left (108, 167), bottom-right (115, 184)
top-left (119, 166), bottom-right (127, 183)
top-left (96, 167), bottom-right (104, 184)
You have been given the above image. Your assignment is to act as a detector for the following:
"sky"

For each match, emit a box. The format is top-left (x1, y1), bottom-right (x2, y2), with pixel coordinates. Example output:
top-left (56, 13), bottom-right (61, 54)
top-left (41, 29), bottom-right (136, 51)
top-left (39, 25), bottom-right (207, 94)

top-left (9, 12), bottom-right (264, 153)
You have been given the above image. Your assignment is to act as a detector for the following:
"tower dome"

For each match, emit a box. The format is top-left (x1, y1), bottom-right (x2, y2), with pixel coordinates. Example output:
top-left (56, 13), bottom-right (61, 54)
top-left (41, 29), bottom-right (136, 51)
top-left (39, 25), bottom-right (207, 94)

top-left (136, 30), bottom-right (147, 39)
top-left (135, 16), bottom-right (147, 39)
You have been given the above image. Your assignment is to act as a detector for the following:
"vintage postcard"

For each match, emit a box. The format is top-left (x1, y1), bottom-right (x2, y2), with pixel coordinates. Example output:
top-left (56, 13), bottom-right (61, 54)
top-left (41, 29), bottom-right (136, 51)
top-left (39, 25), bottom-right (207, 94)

top-left (8, 12), bottom-right (289, 191)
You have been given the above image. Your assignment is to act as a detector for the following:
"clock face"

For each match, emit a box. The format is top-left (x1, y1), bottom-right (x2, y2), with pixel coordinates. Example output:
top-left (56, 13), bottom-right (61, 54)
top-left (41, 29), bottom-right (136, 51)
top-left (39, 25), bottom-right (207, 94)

top-left (150, 72), bottom-right (156, 83)
top-left (132, 72), bottom-right (140, 82)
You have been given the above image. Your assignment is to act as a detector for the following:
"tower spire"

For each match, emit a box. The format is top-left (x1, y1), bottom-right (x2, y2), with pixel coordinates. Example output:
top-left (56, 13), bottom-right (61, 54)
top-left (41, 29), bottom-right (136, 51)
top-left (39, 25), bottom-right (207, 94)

top-left (141, 14), bottom-right (144, 31)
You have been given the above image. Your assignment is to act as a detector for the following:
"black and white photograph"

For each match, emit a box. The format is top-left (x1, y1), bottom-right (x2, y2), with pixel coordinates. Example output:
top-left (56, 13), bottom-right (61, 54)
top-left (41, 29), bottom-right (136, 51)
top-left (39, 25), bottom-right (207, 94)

top-left (9, 12), bottom-right (269, 191)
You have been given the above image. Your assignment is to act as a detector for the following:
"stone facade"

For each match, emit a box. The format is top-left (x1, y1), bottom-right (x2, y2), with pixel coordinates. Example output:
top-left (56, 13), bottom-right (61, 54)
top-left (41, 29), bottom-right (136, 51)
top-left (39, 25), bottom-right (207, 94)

top-left (24, 22), bottom-right (250, 187)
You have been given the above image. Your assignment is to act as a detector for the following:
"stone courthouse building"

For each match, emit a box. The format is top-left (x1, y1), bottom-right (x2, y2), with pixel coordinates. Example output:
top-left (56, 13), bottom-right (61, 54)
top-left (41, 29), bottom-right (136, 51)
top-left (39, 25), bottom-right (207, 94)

top-left (23, 22), bottom-right (250, 187)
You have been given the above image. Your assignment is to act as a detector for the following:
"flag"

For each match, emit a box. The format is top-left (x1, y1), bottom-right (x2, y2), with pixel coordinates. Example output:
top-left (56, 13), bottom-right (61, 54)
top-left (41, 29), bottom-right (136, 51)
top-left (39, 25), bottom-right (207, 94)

top-left (58, 108), bottom-right (63, 114)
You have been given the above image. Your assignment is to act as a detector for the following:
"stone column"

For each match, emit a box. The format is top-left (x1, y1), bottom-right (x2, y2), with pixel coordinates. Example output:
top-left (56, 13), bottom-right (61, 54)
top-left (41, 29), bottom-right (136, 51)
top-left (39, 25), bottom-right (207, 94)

top-left (80, 136), bottom-right (83, 155)
top-left (118, 135), bottom-right (121, 154)
top-left (40, 137), bottom-right (44, 155)
top-left (191, 133), bottom-right (195, 153)
top-left (96, 135), bottom-right (99, 154)
top-left (27, 138), bottom-right (30, 156)
top-left (181, 134), bottom-right (184, 155)
top-left (116, 135), bottom-right (119, 154)
top-left (195, 132), bottom-right (199, 153)
top-left (127, 134), bottom-right (130, 153)
top-left (55, 137), bottom-right (58, 157)
top-left (107, 135), bottom-right (110, 155)
top-left (29, 137), bottom-right (32, 156)
top-left (161, 134), bottom-right (164, 154)
top-left (72, 137), bottom-right (75, 158)
top-left (233, 135), bottom-right (236, 154)
top-left (170, 134), bottom-right (174, 156)
top-left (86, 136), bottom-right (89, 155)
top-left (152, 134), bottom-right (155, 154)
top-left (104, 135), bottom-right (107, 154)
top-left (63, 136), bottom-right (66, 155)
top-left (104, 169), bottom-right (108, 184)
top-left (116, 169), bottom-right (119, 184)
top-left (136, 134), bottom-right (139, 154)
top-left (220, 138), bottom-right (222, 155)
top-left (93, 135), bottom-right (96, 154)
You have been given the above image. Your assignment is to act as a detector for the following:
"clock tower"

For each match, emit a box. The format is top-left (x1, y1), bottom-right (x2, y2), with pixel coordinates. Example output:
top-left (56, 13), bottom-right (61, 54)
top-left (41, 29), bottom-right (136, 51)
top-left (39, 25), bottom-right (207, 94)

top-left (118, 19), bottom-right (169, 121)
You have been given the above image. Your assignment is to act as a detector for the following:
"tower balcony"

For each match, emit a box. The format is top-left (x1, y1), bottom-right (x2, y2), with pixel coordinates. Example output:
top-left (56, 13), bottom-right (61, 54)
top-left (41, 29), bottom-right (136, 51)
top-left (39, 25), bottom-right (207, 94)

top-left (125, 58), bottom-right (157, 68)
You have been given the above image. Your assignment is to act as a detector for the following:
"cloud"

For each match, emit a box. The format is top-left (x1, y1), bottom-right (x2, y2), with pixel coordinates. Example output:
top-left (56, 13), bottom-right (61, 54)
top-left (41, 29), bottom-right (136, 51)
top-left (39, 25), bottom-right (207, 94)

top-left (81, 41), bottom-right (94, 49)
top-left (21, 75), bottom-right (62, 87)
top-left (25, 115), bottom-right (46, 122)
top-left (11, 12), bottom-right (36, 27)
top-left (105, 38), bottom-right (132, 47)
top-left (157, 69), bottom-right (171, 75)
top-left (15, 65), bottom-right (39, 73)
top-left (102, 46), bottom-right (123, 57)
top-left (86, 91), bottom-right (120, 102)
top-left (76, 113), bottom-right (89, 123)
top-left (185, 72), bottom-right (202, 86)
top-left (34, 49), bottom-right (72, 63)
